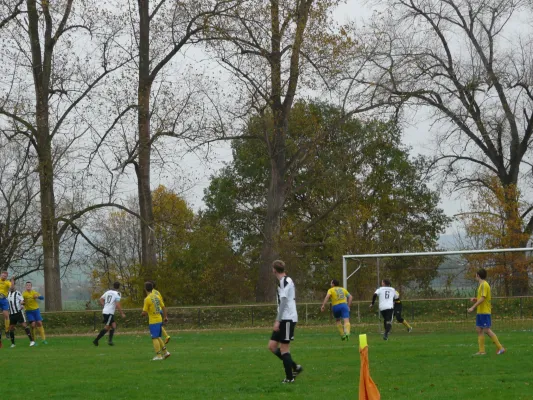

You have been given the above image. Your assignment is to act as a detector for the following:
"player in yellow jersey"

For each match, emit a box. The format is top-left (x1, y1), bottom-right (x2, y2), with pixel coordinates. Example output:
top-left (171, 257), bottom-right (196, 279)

top-left (467, 268), bottom-right (505, 356)
top-left (23, 282), bottom-right (47, 344)
top-left (142, 281), bottom-right (170, 361)
top-left (151, 281), bottom-right (171, 344)
top-left (393, 290), bottom-right (412, 332)
top-left (0, 270), bottom-right (12, 348)
top-left (320, 279), bottom-right (353, 340)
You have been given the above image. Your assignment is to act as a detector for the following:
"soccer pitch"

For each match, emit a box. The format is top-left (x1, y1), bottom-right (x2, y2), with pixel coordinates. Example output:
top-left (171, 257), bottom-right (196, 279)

top-left (3, 327), bottom-right (532, 399)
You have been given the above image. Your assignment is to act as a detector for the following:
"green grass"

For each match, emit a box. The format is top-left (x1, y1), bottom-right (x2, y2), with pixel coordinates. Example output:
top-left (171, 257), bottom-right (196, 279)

top-left (2, 327), bottom-right (533, 399)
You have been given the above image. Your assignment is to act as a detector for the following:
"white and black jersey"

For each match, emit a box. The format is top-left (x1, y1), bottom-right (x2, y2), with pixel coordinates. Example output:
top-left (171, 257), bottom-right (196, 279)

top-left (276, 276), bottom-right (298, 322)
top-left (374, 286), bottom-right (398, 311)
top-left (7, 290), bottom-right (24, 315)
top-left (101, 290), bottom-right (121, 315)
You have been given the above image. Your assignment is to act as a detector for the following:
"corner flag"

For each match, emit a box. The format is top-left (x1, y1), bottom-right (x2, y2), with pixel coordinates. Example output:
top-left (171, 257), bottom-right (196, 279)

top-left (359, 334), bottom-right (380, 400)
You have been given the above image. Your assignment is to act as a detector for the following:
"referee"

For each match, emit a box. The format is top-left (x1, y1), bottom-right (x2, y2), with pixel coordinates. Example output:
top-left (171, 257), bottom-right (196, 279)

top-left (7, 283), bottom-right (35, 347)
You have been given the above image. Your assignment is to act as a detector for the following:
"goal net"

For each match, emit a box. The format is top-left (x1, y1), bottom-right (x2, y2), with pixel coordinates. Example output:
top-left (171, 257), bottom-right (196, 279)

top-left (342, 248), bottom-right (533, 332)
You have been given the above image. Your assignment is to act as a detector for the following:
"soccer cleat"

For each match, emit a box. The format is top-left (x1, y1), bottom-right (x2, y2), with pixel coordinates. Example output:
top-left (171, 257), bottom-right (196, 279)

top-left (93, 339), bottom-right (99, 347)
top-left (497, 348), bottom-right (506, 355)
top-left (10, 344), bottom-right (15, 348)
top-left (473, 352), bottom-right (486, 356)
top-left (152, 355), bottom-right (164, 361)
top-left (341, 335), bottom-right (346, 341)
top-left (408, 327), bottom-right (412, 333)
top-left (108, 342), bottom-right (114, 346)
top-left (383, 334), bottom-right (388, 341)
top-left (165, 336), bottom-right (171, 344)
top-left (29, 341), bottom-right (35, 347)
top-left (345, 334), bottom-right (350, 341)
top-left (281, 378), bottom-right (295, 383)
top-left (42, 340), bottom-right (48, 345)
top-left (163, 351), bottom-right (171, 359)
top-left (293, 365), bottom-right (303, 377)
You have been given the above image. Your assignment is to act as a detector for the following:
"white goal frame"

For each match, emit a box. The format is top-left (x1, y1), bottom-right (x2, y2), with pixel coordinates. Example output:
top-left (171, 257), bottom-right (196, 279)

top-left (343, 247), bottom-right (533, 290)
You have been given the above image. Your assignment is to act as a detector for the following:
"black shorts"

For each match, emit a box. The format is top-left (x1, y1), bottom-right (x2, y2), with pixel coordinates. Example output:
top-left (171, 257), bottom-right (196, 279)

top-left (102, 314), bottom-right (115, 326)
top-left (394, 303), bottom-right (404, 322)
top-left (271, 320), bottom-right (296, 344)
top-left (380, 308), bottom-right (394, 323)
top-left (10, 311), bottom-right (26, 326)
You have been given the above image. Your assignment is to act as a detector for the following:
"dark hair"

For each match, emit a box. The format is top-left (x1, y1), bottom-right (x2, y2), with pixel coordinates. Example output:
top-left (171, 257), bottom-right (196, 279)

top-left (26, 281), bottom-right (32, 285)
top-left (113, 281), bottom-right (120, 290)
top-left (145, 281), bottom-right (153, 292)
top-left (382, 279), bottom-right (391, 286)
top-left (151, 281), bottom-right (157, 289)
top-left (331, 279), bottom-right (339, 286)
top-left (272, 260), bottom-right (285, 273)
top-left (477, 268), bottom-right (487, 280)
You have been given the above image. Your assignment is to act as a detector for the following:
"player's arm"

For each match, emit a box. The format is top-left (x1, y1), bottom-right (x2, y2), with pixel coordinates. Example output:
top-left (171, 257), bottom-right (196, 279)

top-left (347, 292), bottom-right (353, 308)
top-left (116, 300), bottom-right (126, 318)
top-left (141, 298), bottom-right (148, 317)
top-left (468, 296), bottom-right (485, 313)
top-left (369, 293), bottom-right (378, 308)
top-left (320, 293), bottom-right (331, 312)
top-left (162, 305), bottom-right (168, 322)
top-left (99, 296), bottom-right (105, 307)
top-left (274, 288), bottom-right (288, 331)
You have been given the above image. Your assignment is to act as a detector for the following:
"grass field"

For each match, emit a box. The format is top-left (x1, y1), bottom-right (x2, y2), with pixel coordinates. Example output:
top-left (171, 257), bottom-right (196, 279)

top-left (2, 327), bottom-right (533, 399)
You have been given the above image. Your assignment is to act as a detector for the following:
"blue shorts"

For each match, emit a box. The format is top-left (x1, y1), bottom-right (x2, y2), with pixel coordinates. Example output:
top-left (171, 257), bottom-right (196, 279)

top-left (26, 309), bottom-right (43, 322)
top-left (149, 323), bottom-right (162, 339)
top-left (0, 298), bottom-right (8, 311)
top-left (476, 314), bottom-right (492, 328)
top-left (332, 303), bottom-right (350, 319)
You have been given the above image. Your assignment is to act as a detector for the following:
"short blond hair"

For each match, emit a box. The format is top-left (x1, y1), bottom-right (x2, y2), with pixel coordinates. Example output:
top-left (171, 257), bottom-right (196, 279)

top-left (272, 260), bottom-right (285, 273)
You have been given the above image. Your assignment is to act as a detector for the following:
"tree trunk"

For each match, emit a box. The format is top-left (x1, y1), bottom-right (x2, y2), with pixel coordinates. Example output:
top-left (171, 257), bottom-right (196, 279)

top-left (137, 0), bottom-right (157, 279)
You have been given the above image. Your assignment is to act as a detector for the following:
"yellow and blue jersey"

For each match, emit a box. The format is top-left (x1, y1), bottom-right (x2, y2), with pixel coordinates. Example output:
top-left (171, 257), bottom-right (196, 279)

top-left (476, 281), bottom-right (491, 314)
top-left (0, 279), bottom-right (11, 298)
top-left (143, 292), bottom-right (165, 324)
top-left (23, 290), bottom-right (40, 311)
top-left (327, 286), bottom-right (350, 306)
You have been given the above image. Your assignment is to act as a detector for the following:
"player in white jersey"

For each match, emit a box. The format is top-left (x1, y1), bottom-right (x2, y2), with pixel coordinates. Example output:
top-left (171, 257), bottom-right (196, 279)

top-left (7, 283), bottom-right (35, 347)
top-left (369, 279), bottom-right (398, 341)
top-left (267, 260), bottom-right (303, 383)
top-left (93, 281), bottom-right (126, 346)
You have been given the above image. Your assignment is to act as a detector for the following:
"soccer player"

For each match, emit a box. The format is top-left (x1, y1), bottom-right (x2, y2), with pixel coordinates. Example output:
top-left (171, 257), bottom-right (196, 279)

top-left (267, 260), bottom-right (303, 383)
top-left (467, 268), bottom-right (505, 356)
top-left (23, 282), bottom-right (47, 344)
top-left (151, 281), bottom-right (171, 344)
top-left (0, 270), bottom-right (12, 347)
top-left (369, 279), bottom-right (398, 340)
top-left (393, 290), bottom-right (412, 332)
top-left (93, 282), bottom-right (126, 346)
top-left (320, 279), bottom-right (353, 340)
top-left (142, 281), bottom-right (170, 361)
top-left (7, 283), bottom-right (35, 347)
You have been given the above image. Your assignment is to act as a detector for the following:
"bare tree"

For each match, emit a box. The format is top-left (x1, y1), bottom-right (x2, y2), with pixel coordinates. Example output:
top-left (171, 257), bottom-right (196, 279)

top-left (0, 0), bottom-right (131, 309)
top-left (355, 0), bottom-right (533, 294)
top-left (0, 0), bottom-right (23, 30)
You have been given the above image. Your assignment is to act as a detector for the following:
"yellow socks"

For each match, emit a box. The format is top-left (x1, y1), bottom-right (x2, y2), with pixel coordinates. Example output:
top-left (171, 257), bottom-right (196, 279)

top-left (345, 322), bottom-right (351, 336)
top-left (4, 317), bottom-right (9, 334)
top-left (490, 334), bottom-right (503, 350)
top-left (478, 336), bottom-right (485, 353)
top-left (402, 320), bottom-right (412, 329)
top-left (336, 324), bottom-right (345, 336)
top-left (38, 326), bottom-right (46, 340)
top-left (152, 338), bottom-right (161, 354)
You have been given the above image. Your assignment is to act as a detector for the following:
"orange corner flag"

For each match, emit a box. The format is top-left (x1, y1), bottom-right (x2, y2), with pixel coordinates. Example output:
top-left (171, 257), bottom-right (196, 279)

top-left (359, 334), bottom-right (380, 400)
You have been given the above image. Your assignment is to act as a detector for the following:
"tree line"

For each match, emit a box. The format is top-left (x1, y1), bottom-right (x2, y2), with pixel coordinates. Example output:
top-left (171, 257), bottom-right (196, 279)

top-left (1, 0), bottom-right (533, 309)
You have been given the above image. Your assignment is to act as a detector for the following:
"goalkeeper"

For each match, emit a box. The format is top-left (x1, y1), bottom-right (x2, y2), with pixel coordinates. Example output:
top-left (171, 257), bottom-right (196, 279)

top-left (393, 290), bottom-right (412, 332)
top-left (22, 282), bottom-right (47, 344)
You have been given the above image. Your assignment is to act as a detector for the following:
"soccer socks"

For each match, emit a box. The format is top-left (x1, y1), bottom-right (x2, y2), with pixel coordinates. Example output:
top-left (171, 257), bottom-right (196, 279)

top-left (274, 348), bottom-right (297, 369)
top-left (345, 322), bottom-right (351, 336)
top-left (152, 338), bottom-right (161, 354)
top-left (336, 324), bottom-right (345, 336)
top-left (478, 335), bottom-right (486, 353)
top-left (24, 327), bottom-right (33, 341)
top-left (489, 334), bottom-right (503, 350)
top-left (281, 353), bottom-right (294, 380)
top-left (385, 321), bottom-right (392, 335)
top-left (4, 317), bottom-right (9, 334)
top-left (10, 331), bottom-right (14, 344)
top-left (402, 320), bottom-right (412, 329)
top-left (95, 329), bottom-right (107, 342)
top-left (38, 326), bottom-right (46, 340)
top-left (108, 329), bottom-right (115, 343)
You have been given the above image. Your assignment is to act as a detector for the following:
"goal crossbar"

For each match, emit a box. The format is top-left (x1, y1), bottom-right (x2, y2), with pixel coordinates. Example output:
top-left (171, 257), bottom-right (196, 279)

top-left (342, 247), bottom-right (533, 289)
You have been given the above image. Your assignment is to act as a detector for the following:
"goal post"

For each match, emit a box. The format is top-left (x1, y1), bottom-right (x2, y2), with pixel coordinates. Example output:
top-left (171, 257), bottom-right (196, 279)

top-left (343, 247), bottom-right (533, 295)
